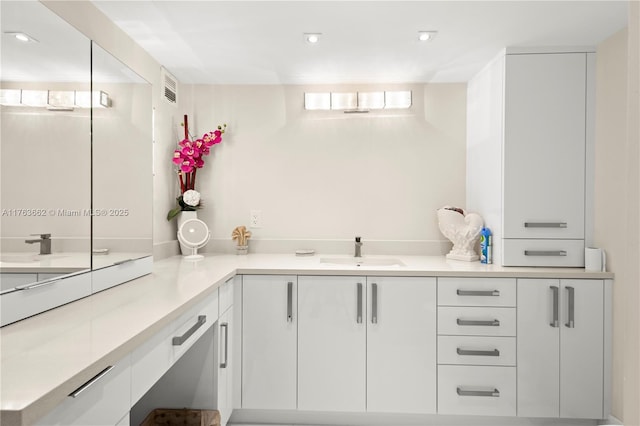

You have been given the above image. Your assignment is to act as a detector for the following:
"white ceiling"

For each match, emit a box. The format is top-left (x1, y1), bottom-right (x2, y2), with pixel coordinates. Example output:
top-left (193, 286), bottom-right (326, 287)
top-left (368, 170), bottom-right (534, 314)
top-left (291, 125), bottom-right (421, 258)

top-left (91, 1), bottom-right (629, 85)
top-left (14, 0), bottom-right (625, 86)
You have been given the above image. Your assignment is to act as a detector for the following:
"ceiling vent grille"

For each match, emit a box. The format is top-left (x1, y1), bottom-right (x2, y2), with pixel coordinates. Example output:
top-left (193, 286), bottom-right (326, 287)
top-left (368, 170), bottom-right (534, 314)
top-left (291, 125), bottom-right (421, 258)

top-left (161, 67), bottom-right (178, 106)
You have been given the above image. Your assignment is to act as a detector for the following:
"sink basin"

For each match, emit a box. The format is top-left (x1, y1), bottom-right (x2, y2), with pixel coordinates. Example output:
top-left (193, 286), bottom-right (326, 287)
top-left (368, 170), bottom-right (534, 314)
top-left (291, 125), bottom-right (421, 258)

top-left (320, 257), bottom-right (405, 267)
top-left (0, 254), bottom-right (68, 263)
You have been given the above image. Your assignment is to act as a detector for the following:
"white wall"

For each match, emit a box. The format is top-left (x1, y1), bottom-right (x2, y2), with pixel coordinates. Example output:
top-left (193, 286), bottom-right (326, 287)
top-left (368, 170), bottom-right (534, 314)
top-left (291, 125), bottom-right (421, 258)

top-left (182, 83), bottom-right (466, 255)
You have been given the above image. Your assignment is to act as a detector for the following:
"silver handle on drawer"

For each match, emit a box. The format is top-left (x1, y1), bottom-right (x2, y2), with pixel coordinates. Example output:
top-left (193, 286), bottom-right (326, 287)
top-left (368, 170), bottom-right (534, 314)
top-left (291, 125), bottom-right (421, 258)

top-left (456, 289), bottom-right (500, 297)
top-left (524, 222), bottom-right (567, 228)
top-left (172, 315), bottom-right (207, 346)
top-left (287, 281), bottom-right (293, 322)
top-left (524, 250), bottom-right (567, 256)
top-left (220, 322), bottom-right (229, 368)
top-left (371, 283), bottom-right (378, 324)
top-left (456, 387), bottom-right (500, 397)
top-left (113, 258), bottom-right (135, 265)
top-left (16, 278), bottom-right (61, 291)
top-left (357, 283), bottom-right (363, 324)
top-left (456, 318), bottom-right (500, 326)
top-left (565, 286), bottom-right (575, 328)
top-left (550, 286), bottom-right (559, 328)
top-left (456, 348), bottom-right (500, 357)
top-left (68, 365), bottom-right (114, 398)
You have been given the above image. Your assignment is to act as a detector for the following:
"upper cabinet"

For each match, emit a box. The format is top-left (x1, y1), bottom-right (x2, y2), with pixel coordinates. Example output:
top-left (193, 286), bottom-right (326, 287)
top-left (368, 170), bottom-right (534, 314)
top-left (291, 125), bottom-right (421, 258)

top-left (467, 49), bottom-right (595, 267)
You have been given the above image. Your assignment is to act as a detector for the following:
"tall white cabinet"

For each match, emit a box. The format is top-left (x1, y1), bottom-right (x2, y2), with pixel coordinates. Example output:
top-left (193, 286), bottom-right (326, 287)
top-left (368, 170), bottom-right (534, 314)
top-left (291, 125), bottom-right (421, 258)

top-left (517, 279), bottom-right (604, 419)
top-left (466, 48), bottom-right (595, 266)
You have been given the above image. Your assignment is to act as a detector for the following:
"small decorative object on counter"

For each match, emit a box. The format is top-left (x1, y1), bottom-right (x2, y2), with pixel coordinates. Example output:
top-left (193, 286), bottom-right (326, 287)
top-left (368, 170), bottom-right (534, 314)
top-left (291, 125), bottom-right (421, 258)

top-left (232, 225), bottom-right (252, 255)
top-left (437, 206), bottom-right (484, 261)
top-left (480, 227), bottom-right (493, 264)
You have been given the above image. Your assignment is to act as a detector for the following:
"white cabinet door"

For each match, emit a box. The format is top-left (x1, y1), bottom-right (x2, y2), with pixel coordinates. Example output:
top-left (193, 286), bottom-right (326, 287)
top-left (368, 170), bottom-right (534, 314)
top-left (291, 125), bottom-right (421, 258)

top-left (242, 275), bottom-right (297, 410)
top-left (217, 307), bottom-right (233, 425)
top-left (517, 279), bottom-right (560, 417)
top-left (559, 279), bottom-right (604, 419)
top-left (503, 53), bottom-right (586, 240)
top-left (298, 275), bottom-right (366, 412)
top-left (517, 279), bottom-right (604, 419)
top-left (366, 276), bottom-right (436, 414)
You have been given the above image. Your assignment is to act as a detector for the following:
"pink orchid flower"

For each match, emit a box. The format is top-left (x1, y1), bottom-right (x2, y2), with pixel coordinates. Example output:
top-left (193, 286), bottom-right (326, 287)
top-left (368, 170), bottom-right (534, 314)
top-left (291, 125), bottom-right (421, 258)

top-left (172, 150), bottom-right (184, 165)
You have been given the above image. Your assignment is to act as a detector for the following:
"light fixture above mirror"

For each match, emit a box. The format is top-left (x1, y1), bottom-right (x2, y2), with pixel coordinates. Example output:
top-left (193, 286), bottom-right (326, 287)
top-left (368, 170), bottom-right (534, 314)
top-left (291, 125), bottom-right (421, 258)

top-left (304, 90), bottom-right (412, 111)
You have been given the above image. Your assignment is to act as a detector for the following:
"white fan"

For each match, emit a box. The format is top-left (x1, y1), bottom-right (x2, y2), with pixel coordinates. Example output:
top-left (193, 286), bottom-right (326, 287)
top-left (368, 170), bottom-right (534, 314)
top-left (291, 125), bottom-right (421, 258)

top-left (177, 218), bottom-right (211, 260)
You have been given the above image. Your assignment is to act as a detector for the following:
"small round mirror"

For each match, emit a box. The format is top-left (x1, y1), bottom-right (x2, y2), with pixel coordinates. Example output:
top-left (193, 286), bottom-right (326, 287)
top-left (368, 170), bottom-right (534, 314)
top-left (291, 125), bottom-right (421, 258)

top-left (177, 218), bottom-right (210, 260)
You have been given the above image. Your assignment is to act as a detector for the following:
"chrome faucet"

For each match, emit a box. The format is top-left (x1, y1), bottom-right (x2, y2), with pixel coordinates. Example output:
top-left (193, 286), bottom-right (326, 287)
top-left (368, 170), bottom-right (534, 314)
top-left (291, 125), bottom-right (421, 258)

top-left (25, 233), bottom-right (52, 255)
top-left (354, 236), bottom-right (363, 258)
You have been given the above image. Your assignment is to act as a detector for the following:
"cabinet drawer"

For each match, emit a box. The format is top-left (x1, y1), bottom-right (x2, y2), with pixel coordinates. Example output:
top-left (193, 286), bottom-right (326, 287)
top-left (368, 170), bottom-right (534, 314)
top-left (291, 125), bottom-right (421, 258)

top-left (438, 365), bottom-right (516, 416)
top-left (503, 239), bottom-right (584, 267)
top-left (219, 276), bottom-right (234, 314)
top-left (438, 278), bottom-right (516, 307)
top-left (438, 307), bottom-right (516, 336)
top-left (35, 356), bottom-right (131, 425)
top-left (131, 291), bottom-right (219, 403)
top-left (438, 336), bottom-right (516, 366)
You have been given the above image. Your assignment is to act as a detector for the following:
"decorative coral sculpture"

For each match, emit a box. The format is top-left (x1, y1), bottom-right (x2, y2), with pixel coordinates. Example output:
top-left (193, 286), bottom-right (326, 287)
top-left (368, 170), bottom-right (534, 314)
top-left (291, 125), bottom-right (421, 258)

top-left (232, 226), bottom-right (252, 254)
top-left (437, 206), bottom-right (484, 261)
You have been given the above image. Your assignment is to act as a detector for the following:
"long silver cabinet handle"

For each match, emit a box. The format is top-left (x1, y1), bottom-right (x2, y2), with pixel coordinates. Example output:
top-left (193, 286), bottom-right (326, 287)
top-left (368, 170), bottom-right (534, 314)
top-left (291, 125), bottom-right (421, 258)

top-left (16, 278), bottom-right (61, 291)
top-left (113, 258), bottom-right (135, 265)
top-left (456, 387), bottom-right (500, 397)
top-left (287, 281), bottom-right (293, 323)
top-left (371, 283), bottom-right (378, 324)
top-left (550, 286), bottom-right (559, 327)
top-left (357, 283), bottom-right (363, 324)
top-left (172, 315), bottom-right (207, 346)
top-left (456, 318), bottom-right (500, 327)
top-left (524, 222), bottom-right (567, 228)
top-left (565, 286), bottom-right (575, 328)
top-left (69, 365), bottom-right (114, 398)
top-left (220, 322), bottom-right (229, 368)
top-left (456, 289), bottom-right (500, 297)
top-left (456, 348), bottom-right (500, 357)
top-left (524, 250), bottom-right (567, 257)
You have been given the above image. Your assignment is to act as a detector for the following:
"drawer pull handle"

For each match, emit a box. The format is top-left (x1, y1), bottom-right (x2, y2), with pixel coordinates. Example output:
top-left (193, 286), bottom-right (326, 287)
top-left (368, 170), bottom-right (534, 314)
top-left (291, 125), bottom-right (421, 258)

top-left (456, 348), bottom-right (500, 357)
top-left (456, 318), bottom-right (500, 327)
top-left (524, 250), bottom-right (567, 257)
top-left (457, 387), bottom-right (500, 397)
top-left (16, 278), bottom-right (61, 291)
top-left (113, 258), bottom-right (135, 266)
top-left (456, 289), bottom-right (500, 297)
top-left (524, 222), bottom-right (567, 228)
top-left (172, 315), bottom-right (207, 346)
top-left (69, 365), bottom-right (114, 398)
top-left (371, 283), bottom-right (378, 324)
top-left (220, 322), bottom-right (229, 368)
top-left (287, 282), bottom-right (293, 322)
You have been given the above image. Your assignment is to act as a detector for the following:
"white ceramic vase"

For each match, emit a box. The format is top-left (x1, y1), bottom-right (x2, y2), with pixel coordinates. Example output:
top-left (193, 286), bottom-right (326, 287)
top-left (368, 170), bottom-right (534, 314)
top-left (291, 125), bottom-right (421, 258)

top-left (437, 207), bottom-right (484, 261)
top-left (177, 210), bottom-right (197, 255)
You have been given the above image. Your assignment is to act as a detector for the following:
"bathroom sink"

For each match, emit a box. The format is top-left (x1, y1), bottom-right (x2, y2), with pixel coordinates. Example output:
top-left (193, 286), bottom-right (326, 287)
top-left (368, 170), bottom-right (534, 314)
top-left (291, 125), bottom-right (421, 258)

top-left (320, 257), bottom-right (405, 267)
top-left (0, 254), bottom-right (68, 263)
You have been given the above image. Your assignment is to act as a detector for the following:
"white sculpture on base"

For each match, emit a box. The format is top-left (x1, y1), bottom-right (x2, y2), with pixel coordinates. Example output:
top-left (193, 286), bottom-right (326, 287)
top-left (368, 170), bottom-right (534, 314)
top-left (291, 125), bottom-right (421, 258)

top-left (437, 206), bottom-right (484, 261)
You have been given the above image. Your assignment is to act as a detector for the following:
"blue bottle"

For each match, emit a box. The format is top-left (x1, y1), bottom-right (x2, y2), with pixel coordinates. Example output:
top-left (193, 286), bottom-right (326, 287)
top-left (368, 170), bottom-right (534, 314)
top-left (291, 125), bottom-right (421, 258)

top-left (480, 227), bottom-right (492, 264)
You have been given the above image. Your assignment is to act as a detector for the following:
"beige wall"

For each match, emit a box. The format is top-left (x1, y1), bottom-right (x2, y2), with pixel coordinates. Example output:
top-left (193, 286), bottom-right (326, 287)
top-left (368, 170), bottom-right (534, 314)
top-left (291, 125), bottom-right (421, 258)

top-left (595, 1), bottom-right (640, 423)
top-left (184, 83), bottom-right (466, 254)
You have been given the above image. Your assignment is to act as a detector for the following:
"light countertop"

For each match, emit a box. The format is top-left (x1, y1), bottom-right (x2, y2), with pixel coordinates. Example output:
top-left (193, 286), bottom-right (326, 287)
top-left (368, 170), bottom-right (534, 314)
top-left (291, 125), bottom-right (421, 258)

top-left (0, 251), bottom-right (150, 274)
top-left (0, 253), bottom-right (613, 425)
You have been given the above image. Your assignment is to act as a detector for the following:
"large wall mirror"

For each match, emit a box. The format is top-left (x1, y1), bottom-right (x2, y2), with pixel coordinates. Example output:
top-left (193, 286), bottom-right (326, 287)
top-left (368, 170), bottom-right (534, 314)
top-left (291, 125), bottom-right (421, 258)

top-left (0, 1), bottom-right (152, 325)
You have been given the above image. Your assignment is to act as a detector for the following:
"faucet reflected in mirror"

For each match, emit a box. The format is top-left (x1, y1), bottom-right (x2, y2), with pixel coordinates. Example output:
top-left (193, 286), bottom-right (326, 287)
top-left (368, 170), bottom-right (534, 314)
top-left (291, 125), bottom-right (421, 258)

top-left (24, 234), bottom-right (52, 255)
top-left (355, 236), bottom-right (363, 258)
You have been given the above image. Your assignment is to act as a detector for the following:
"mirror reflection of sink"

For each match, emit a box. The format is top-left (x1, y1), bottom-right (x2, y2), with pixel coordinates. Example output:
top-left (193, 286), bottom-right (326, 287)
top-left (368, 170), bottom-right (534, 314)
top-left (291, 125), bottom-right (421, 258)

top-left (320, 257), bottom-right (405, 267)
top-left (0, 254), bottom-right (69, 263)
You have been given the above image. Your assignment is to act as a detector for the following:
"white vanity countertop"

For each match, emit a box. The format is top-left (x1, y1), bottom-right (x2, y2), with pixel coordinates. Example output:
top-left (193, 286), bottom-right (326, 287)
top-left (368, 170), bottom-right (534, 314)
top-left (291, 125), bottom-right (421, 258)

top-left (0, 253), bottom-right (613, 425)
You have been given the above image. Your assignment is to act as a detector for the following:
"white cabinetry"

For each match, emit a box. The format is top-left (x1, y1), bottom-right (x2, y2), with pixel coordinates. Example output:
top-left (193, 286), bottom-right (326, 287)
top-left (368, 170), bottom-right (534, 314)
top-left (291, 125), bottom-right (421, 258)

top-left (216, 277), bottom-right (235, 426)
top-left (517, 279), bottom-right (604, 419)
top-left (298, 275), bottom-right (366, 412)
top-left (466, 49), bottom-right (595, 266)
top-left (242, 275), bottom-right (297, 410)
top-left (366, 276), bottom-right (436, 414)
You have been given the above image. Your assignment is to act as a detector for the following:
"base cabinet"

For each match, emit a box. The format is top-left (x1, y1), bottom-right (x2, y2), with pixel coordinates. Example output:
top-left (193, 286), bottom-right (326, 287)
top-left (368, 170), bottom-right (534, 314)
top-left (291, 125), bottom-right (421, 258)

top-left (242, 275), bottom-right (297, 410)
top-left (517, 279), bottom-right (604, 419)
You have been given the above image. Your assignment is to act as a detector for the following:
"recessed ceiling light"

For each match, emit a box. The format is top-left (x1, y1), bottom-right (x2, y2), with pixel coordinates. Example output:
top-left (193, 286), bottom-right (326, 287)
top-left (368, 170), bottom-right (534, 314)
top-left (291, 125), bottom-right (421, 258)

top-left (418, 31), bottom-right (437, 42)
top-left (4, 32), bottom-right (38, 43)
top-left (304, 33), bottom-right (321, 44)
